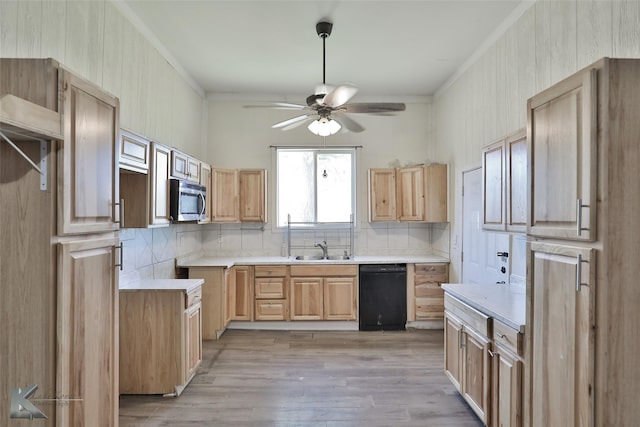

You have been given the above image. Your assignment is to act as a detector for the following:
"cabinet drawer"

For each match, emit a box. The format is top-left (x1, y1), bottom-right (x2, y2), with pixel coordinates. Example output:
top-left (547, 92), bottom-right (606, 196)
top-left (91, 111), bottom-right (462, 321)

top-left (185, 287), bottom-right (202, 309)
top-left (444, 294), bottom-right (491, 337)
top-left (493, 319), bottom-right (523, 357)
top-left (415, 273), bottom-right (448, 285)
top-left (415, 297), bottom-right (444, 319)
top-left (255, 277), bottom-right (286, 299)
top-left (415, 263), bottom-right (448, 275)
top-left (290, 264), bottom-right (358, 277)
top-left (255, 300), bottom-right (288, 321)
top-left (254, 265), bottom-right (288, 277)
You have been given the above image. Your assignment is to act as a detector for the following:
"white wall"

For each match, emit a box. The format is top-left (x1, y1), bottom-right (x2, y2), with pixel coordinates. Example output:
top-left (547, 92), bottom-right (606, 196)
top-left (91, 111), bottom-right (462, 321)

top-left (0, 0), bottom-right (207, 280)
top-left (434, 0), bottom-right (640, 281)
top-left (204, 94), bottom-right (445, 257)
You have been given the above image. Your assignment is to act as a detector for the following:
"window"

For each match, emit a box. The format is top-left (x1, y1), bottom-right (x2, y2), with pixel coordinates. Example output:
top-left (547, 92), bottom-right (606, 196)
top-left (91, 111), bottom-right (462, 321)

top-left (277, 148), bottom-right (355, 227)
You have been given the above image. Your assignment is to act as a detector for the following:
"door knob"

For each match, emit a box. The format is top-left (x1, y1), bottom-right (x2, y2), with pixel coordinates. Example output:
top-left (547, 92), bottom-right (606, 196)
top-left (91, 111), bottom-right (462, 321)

top-left (497, 252), bottom-right (509, 257)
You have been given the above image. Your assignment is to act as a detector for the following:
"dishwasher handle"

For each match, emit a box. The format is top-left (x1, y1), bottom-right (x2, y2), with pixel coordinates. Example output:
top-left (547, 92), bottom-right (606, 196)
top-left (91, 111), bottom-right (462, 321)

top-left (359, 264), bottom-right (407, 273)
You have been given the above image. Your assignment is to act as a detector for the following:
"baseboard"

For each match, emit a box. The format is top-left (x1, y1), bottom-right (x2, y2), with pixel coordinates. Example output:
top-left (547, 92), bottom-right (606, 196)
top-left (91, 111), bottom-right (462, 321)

top-left (406, 320), bottom-right (444, 330)
top-left (227, 321), bottom-right (359, 331)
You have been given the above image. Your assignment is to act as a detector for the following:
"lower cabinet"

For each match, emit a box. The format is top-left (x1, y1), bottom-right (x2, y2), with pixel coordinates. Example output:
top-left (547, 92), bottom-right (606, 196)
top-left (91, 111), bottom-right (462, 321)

top-left (444, 293), bottom-right (524, 427)
top-left (119, 284), bottom-right (203, 396)
top-left (188, 266), bottom-right (226, 339)
top-left (254, 265), bottom-right (289, 320)
top-left (413, 263), bottom-right (449, 320)
top-left (57, 236), bottom-right (119, 426)
top-left (290, 265), bottom-right (358, 321)
top-left (225, 266), bottom-right (254, 321)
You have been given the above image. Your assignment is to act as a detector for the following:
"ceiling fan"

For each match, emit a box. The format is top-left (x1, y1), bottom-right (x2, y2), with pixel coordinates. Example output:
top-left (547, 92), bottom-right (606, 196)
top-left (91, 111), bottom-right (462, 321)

top-left (245, 21), bottom-right (406, 136)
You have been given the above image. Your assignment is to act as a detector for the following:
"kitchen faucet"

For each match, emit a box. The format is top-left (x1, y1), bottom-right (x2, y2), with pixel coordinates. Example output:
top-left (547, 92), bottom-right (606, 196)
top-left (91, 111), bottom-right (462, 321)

top-left (315, 240), bottom-right (329, 259)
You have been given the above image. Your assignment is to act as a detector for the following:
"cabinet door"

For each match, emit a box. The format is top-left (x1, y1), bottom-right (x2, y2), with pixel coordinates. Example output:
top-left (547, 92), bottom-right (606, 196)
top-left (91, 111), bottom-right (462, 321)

top-left (324, 277), bottom-right (357, 320)
top-left (212, 168), bottom-right (239, 222)
top-left (482, 139), bottom-right (505, 230)
top-left (57, 236), bottom-right (118, 426)
top-left (444, 312), bottom-right (463, 392)
top-left (233, 266), bottom-right (253, 321)
top-left (255, 300), bottom-right (288, 321)
top-left (224, 267), bottom-right (235, 326)
top-left (290, 277), bottom-right (324, 320)
top-left (424, 163), bottom-right (448, 222)
top-left (150, 142), bottom-right (171, 226)
top-left (491, 346), bottom-right (522, 427)
top-left (397, 166), bottom-right (424, 221)
top-left (59, 71), bottom-right (119, 235)
top-left (171, 150), bottom-right (189, 180)
top-left (528, 69), bottom-right (597, 241)
top-left (119, 129), bottom-right (150, 173)
top-left (505, 132), bottom-right (527, 233)
top-left (462, 327), bottom-right (491, 424)
top-left (528, 242), bottom-right (594, 427)
top-left (199, 163), bottom-right (212, 224)
top-left (185, 301), bottom-right (202, 381)
top-left (368, 168), bottom-right (397, 221)
top-left (239, 169), bottom-right (266, 222)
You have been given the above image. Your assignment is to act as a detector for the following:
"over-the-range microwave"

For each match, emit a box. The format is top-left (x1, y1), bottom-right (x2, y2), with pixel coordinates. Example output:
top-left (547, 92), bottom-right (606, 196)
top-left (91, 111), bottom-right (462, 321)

top-left (169, 178), bottom-right (206, 222)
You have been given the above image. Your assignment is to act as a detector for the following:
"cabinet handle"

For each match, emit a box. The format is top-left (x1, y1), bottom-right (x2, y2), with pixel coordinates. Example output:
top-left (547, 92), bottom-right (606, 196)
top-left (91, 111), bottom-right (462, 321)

top-left (114, 199), bottom-right (125, 227)
top-left (115, 243), bottom-right (123, 271)
top-left (198, 193), bottom-right (206, 217)
top-left (576, 254), bottom-right (588, 292)
top-left (576, 199), bottom-right (590, 236)
top-left (488, 349), bottom-right (496, 358)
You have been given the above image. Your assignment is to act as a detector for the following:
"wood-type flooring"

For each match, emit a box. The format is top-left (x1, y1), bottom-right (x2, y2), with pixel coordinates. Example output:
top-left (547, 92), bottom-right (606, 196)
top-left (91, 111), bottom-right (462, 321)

top-left (119, 329), bottom-right (482, 426)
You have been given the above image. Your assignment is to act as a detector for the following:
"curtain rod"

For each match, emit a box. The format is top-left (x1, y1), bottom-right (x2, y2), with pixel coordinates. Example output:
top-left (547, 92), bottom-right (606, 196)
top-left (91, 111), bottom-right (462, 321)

top-left (269, 145), bottom-right (363, 149)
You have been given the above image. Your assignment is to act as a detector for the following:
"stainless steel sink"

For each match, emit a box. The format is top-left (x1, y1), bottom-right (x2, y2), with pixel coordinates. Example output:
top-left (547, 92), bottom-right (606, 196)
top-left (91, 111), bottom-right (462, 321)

top-left (326, 255), bottom-right (352, 260)
top-left (294, 255), bottom-right (325, 260)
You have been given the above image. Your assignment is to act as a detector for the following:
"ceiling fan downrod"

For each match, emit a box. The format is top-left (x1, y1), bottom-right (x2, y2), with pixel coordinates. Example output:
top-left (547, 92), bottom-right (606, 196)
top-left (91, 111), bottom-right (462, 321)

top-left (316, 22), bottom-right (333, 85)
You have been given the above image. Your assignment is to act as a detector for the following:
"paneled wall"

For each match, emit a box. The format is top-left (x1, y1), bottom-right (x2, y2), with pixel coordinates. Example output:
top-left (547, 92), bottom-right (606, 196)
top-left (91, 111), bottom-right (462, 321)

top-left (0, 0), bottom-right (205, 157)
top-left (434, 0), bottom-right (640, 281)
top-left (0, 0), bottom-right (207, 280)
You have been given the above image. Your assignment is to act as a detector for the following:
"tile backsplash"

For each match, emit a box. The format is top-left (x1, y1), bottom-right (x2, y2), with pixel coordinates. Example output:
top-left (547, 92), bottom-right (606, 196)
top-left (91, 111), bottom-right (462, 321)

top-left (119, 221), bottom-right (450, 282)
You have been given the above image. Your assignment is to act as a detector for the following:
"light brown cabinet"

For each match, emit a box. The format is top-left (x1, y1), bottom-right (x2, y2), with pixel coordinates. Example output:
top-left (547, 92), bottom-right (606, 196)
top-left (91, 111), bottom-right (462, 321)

top-left (410, 263), bottom-right (449, 321)
top-left (368, 164), bottom-right (447, 223)
top-left (482, 129), bottom-right (527, 233)
top-left (211, 168), bottom-right (267, 223)
top-left (0, 58), bottom-right (119, 427)
top-left (491, 342), bottom-right (523, 427)
top-left (171, 149), bottom-right (200, 183)
top-left (188, 267), bottom-right (226, 339)
top-left (212, 168), bottom-right (239, 222)
top-left (444, 294), bottom-right (491, 425)
top-left (528, 242), bottom-right (593, 427)
top-left (239, 169), bottom-right (267, 222)
top-left (528, 69), bottom-right (596, 241)
top-left (58, 70), bottom-right (120, 235)
top-left (119, 284), bottom-right (203, 396)
top-left (119, 129), bottom-right (151, 228)
top-left (223, 266), bottom-right (254, 321)
top-left (150, 142), bottom-right (171, 226)
top-left (254, 265), bottom-right (288, 321)
top-left (290, 265), bottom-right (358, 321)
top-left (199, 162), bottom-right (212, 224)
top-left (57, 236), bottom-right (119, 426)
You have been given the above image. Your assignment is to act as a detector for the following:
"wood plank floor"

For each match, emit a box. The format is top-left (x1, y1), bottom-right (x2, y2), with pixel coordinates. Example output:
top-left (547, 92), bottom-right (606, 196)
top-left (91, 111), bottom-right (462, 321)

top-left (119, 329), bottom-right (482, 426)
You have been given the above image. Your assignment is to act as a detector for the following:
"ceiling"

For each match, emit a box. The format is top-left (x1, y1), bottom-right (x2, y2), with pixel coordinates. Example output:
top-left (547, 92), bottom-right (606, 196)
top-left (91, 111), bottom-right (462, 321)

top-left (123, 0), bottom-right (524, 98)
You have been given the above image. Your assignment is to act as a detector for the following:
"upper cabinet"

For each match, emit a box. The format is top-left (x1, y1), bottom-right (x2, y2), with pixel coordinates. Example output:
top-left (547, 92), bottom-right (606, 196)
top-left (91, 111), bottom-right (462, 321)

top-left (172, 149), bottom-right (200, 183)
top-left (59, 69), bottom-right (120, 235)
top-left (527, 69), bottom-right (596, 241)
top-left (119, 130), bottom-right (151, 228)
top-left (482, 129), bottom-right (527, 233)
top-left (369, 164), bottom-right (447, 223)
top-left (239, 169), bottom-right (267, 222)
top-left (119, 129), bottom-right (150, 173)
top-left (199, 162), bottom-right (212, 224)
top-left (149, 142), bottom-right (171, 226)
top-left (211, 168), bottom-right (267, 223)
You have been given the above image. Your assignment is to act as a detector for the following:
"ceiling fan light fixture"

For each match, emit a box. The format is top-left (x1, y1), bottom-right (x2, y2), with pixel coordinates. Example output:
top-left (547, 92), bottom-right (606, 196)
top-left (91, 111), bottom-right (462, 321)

top-left (308, 117), bottom-right (341, 136)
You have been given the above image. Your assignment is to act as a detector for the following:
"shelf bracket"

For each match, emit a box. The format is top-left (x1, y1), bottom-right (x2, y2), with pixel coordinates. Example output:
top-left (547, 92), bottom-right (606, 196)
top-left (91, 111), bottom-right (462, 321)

top-left (0, 129), bottom-right (48, 191)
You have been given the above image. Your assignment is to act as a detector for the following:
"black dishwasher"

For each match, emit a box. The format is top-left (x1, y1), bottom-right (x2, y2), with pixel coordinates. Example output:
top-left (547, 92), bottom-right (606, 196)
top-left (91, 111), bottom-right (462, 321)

top-left (359, 264), bottom-right (407, 331)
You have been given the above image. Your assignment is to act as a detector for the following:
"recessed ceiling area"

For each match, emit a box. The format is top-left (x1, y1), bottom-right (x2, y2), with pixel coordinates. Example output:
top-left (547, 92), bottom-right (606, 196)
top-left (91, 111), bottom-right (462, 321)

top-left (123, 1), bottom-right (523, 97)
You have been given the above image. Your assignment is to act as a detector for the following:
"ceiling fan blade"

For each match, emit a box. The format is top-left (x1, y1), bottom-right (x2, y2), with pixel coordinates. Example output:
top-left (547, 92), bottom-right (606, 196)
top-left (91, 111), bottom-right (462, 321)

top-left (322, 84), bottom-right (358, 108)
top-left (272, 115), bottom-right (310, 129)
top-left (244, 102), bottom-right (309, 110)
top-left (342, 102), bottom-right (406, 114)
top-left (334, 115), bottom-right (365, 133)
top-left (282, 116), bottom-right (315, 131)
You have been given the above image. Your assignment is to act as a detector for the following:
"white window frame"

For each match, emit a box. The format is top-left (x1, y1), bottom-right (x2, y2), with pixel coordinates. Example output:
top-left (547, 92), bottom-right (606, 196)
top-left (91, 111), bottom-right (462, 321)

top-left (276, 147), bottom-right (356, 229)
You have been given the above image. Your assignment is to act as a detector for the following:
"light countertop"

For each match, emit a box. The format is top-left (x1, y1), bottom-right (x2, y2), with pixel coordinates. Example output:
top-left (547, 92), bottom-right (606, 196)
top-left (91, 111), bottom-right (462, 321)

top-left (119, 278), bottom-right (204, 293)
top-left (177, 254), bottom-right (450, 268)
top-left (441, 283), bottom-right (525, 333)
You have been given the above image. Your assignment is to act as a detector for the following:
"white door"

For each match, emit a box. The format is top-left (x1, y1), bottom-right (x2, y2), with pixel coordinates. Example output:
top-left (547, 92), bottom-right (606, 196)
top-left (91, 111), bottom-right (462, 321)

top-left (462, 168), bottom-right (510, 284)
